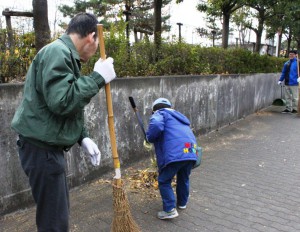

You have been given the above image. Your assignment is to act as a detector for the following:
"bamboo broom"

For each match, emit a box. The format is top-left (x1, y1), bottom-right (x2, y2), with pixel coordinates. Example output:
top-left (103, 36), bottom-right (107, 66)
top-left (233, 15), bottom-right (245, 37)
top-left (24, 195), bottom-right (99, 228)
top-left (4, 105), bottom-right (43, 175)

top-left (97, 24), bottom-right (140, 232)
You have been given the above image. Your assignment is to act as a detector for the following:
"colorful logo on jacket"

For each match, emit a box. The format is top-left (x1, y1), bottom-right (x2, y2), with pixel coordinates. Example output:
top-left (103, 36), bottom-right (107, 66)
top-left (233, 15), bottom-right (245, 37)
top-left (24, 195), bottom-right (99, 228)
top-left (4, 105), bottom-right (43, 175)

top-left (183, 143), bottom-right (197, 154)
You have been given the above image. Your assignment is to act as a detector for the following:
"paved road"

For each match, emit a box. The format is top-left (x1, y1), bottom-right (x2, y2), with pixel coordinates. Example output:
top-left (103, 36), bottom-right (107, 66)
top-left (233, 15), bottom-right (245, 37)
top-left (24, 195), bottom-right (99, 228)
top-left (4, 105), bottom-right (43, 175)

top-left (1, 106), bottom-right (300, 232)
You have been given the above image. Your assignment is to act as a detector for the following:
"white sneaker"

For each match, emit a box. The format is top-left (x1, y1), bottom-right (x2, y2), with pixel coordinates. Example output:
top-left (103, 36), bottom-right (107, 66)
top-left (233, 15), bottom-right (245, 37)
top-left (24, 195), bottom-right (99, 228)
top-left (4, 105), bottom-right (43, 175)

top-left (178, 205), bottom-right (186, 210)
top-left (157, 208), bottom-right (179, 219)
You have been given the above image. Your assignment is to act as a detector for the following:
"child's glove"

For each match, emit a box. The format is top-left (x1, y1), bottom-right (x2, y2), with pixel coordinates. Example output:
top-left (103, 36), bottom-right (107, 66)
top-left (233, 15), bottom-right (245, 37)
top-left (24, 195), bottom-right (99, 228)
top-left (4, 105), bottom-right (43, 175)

top-left (297, 77), bottom-right (300, 83)
top-left (143, 140), bottom-right (152, 152)
top-left (81, 137), bottom-right (101, 166)
top-left (277, 81), bottom-right (282, 85)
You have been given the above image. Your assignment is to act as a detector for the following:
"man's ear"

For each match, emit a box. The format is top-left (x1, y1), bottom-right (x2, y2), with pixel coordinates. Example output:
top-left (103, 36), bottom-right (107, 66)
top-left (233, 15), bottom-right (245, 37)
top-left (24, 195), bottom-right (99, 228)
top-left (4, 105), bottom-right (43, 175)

top-left (87, 32), bottom-right (96, 43)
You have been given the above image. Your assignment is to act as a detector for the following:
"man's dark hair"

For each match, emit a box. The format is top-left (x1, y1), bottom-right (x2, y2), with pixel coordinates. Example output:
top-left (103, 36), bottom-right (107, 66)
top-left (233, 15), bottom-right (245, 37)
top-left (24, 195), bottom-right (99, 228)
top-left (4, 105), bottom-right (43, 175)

top-left (153, 103), bottom-right (170, 112)
top-left (289, 50), bottom-right (297, 54)
top-left (66, 12), bottom-right (98, 39)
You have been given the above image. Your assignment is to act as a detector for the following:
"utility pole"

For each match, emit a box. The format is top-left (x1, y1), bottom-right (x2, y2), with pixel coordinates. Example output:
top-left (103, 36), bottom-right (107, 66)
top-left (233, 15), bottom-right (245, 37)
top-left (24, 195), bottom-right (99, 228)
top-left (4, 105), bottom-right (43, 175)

top-left (177, 22), bottom-right (183, 43)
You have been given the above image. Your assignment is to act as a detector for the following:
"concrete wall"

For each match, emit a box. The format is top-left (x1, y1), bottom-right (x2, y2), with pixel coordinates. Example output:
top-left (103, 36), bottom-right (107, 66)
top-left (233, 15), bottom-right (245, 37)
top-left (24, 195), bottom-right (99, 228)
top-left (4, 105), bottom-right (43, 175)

top-left (0, 73), bottom-right (280, 215)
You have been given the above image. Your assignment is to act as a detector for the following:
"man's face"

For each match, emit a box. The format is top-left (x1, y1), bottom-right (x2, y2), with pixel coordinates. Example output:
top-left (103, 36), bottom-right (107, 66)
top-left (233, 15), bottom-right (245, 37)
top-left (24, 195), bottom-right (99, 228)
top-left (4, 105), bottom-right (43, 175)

top-left (80, 34), bottom-right (99, 63)
top-left (289, 52), bottom-right (296, 59)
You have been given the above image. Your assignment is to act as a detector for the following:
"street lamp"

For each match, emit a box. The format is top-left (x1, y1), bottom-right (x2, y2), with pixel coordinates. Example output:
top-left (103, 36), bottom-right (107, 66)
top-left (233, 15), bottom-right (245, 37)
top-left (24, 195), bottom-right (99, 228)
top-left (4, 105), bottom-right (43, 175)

top-left (211, 30), bottom-right (216, 47)
top-left (177, 22), bottom-right (183, 43)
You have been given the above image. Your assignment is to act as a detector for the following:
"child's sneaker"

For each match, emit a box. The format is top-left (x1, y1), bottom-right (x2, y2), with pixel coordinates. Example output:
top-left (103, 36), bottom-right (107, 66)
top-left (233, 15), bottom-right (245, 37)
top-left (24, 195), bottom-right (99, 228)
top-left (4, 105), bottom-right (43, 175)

top-left (178, 205), bottom-right (186, 210)
top-left (157, 208), bottom-right (178, 219)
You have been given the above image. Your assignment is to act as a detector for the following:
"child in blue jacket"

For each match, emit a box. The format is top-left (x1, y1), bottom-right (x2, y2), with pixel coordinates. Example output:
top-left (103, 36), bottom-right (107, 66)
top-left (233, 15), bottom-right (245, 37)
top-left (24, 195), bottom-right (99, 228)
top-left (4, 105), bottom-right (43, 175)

top-left (145, 98), bottom-right (198, 220)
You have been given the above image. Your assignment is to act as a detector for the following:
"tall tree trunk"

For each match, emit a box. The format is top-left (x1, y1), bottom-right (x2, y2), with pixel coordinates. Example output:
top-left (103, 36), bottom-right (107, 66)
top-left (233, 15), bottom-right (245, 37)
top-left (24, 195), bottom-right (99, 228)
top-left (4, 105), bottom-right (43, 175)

top-left (222, 12), bottom-right (230, 49)
top-left (254, 17), bottom-right (264, 53)
top-left (32, 0), bottom-right (50, 52)
top-left (255, 31), bottom-right (262, 53)
top-left (154, 0), bottom-right (162, 61)
top-left (276, 31), bottom-right (282, 57)
top-left (285, 28), bottom-right (293, 57)
top-left (134, 28), bottom-right (138, 43)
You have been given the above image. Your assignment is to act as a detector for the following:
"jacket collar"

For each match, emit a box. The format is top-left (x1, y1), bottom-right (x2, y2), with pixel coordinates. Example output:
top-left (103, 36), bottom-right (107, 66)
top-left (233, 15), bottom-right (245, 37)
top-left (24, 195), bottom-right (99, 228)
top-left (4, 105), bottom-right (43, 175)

top-left (59, 34), bottom-right (80, 61)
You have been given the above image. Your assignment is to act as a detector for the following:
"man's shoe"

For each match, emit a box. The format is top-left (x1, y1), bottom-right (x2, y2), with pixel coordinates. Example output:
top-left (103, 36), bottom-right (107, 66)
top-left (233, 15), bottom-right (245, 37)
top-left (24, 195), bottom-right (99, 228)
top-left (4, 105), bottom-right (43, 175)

top-left (157, 208), bottom-right (178, 219)
top-left (281, 109), bottom-right (291, 113)
top-left (178, 205), bottom-right (187, 210)
top-left (291, 109), bottom-right (298, 114)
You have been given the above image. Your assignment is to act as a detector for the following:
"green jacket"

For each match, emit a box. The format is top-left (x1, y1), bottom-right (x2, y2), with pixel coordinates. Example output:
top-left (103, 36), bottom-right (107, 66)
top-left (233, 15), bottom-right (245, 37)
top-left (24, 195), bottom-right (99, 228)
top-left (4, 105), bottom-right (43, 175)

top-left (11, 34), bottom-right (105, 149)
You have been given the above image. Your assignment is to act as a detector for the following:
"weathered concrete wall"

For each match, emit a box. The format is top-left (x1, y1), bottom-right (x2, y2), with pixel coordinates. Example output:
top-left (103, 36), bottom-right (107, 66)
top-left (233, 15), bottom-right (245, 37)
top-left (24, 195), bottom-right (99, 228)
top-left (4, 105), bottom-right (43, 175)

top-left (0, 73), bottom-right (280, 215)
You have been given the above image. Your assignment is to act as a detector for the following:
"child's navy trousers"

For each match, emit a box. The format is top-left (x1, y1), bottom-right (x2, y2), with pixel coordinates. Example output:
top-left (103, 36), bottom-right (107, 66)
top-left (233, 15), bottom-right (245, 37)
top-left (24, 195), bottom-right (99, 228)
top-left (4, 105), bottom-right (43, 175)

top-left (158, 160), bottom-right (194, 212)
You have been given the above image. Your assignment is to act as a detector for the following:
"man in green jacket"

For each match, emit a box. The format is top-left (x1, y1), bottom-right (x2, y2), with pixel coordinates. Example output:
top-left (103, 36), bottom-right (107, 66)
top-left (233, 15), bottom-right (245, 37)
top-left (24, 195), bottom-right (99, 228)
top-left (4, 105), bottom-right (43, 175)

top-left (11, 13), bottom-right (115, 231)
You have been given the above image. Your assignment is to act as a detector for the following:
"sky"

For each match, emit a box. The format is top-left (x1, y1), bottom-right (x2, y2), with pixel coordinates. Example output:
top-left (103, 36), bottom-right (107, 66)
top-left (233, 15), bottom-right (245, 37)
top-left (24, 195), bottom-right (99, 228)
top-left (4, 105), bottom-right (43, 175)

top-left (0, 0), bottom-right (253, 47)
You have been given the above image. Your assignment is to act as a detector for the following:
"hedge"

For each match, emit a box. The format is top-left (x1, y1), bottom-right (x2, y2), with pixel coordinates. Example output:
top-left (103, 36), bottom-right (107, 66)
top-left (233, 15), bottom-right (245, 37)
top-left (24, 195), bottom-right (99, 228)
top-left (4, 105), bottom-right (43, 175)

top-left (1, 35), bottom-right (285, 83)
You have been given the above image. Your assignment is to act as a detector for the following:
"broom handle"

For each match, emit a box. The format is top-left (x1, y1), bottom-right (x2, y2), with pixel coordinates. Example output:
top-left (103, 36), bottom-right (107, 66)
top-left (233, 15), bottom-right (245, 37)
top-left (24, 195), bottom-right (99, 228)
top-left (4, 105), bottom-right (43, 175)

top-left (297, 54), bottom-right (300, 116)
top-left (97, 24), bottom-right (121, 178)
top-left (297, 54), bottom-right (299, 78)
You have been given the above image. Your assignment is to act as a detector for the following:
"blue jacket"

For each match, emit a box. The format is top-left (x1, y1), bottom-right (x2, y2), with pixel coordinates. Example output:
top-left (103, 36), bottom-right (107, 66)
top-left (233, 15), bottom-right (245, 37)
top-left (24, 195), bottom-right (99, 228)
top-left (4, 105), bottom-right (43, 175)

top-left (279, 57), bottom-right (299, 86)
top-left (146, 108), bottom-right (198, 172)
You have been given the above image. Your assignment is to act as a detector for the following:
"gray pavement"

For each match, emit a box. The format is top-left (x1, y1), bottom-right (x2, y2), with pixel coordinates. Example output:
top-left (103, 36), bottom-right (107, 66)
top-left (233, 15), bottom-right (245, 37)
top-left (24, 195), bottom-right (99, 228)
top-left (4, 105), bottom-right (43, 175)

top-left (1, 106), bottom-right (300, 232)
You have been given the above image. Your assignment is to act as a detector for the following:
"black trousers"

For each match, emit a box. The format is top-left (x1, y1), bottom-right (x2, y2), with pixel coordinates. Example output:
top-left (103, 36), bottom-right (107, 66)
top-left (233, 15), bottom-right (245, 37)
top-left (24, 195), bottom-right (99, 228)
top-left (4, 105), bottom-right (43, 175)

top-left (17, 137), bottom-right (69, 232)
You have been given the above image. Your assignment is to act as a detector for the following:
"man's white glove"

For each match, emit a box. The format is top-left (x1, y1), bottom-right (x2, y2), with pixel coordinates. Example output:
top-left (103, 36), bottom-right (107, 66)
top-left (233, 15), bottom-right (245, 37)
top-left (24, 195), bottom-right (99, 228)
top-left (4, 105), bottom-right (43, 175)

top-left (297, 77), bottom-right (300, 83)
top-left (277, 81), bottom-right (282, 85)
top-left (81, 138), bottom-right (101, 166)
top-left (93, 57), bottom-right (116, 84)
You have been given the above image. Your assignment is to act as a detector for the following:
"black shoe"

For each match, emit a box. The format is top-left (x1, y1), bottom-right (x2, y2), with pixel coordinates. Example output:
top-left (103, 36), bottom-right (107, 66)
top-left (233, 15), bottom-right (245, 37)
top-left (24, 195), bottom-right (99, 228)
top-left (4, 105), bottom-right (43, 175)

top-left (281, 109), bottom-right (291, 113)
top-left (291, 109), bottom-right (298, 114)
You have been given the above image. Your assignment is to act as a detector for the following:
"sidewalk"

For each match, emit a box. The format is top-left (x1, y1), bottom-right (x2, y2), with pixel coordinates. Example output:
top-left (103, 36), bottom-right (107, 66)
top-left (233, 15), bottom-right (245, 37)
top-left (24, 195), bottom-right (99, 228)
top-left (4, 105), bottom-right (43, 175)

top-left (1, 106), bottom-right (300, 232)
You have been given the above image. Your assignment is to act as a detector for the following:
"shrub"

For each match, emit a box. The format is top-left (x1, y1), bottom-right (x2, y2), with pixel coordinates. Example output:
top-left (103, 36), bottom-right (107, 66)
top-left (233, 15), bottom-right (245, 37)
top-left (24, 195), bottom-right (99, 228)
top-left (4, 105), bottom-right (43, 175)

top-left (0, 28), bottom-right (285, 83)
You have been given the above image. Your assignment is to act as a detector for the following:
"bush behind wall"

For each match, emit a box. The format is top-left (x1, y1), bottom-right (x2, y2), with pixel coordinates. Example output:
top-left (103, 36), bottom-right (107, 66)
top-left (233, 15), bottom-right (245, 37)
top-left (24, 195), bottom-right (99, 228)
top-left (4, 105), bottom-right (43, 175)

top-left (1, 29), bottom-right (285, 83)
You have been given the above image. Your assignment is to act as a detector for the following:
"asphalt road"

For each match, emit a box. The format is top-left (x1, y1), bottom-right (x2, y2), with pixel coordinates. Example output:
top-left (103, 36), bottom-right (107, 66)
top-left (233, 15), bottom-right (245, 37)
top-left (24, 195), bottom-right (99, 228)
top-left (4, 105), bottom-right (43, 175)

top-left (1, 106), bottom-right (300, 232)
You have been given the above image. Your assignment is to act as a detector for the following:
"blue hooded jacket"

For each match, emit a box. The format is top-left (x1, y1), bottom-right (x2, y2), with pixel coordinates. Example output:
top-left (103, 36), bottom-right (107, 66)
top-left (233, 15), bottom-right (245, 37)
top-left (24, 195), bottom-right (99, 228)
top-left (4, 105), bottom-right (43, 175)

top-left (146, 108), bottom-right (198, 172)
top-left (279, 57), bottom-right (299, 86)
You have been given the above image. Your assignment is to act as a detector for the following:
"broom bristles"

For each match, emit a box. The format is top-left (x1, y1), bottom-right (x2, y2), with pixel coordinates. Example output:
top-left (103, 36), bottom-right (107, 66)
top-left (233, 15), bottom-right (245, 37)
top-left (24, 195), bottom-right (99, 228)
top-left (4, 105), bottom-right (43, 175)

top-left (111, 179), bottom-right (140, 232)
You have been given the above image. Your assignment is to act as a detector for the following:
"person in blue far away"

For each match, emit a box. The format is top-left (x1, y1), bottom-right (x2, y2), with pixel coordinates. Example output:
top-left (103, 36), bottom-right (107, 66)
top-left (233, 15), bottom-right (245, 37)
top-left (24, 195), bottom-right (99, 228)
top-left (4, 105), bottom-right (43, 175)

top-left (278, 50), bottom-right (300, 114)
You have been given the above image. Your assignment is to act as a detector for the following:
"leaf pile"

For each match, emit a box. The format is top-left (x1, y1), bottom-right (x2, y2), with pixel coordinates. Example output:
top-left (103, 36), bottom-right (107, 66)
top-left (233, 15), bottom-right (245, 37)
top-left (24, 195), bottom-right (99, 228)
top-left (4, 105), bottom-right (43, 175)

top-left (122, 167), bottom-right (177, 199)
top-left (129, 168), bottom-right (159, 191)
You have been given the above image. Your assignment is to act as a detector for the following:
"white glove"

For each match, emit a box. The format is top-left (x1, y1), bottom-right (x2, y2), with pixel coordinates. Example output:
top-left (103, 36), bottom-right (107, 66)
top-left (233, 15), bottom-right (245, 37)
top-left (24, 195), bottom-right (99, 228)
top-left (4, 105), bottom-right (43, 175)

top-left (298, 77), bottom-right (300, 83)
top-left (81, 138), bottom-right (101, 166)
top-left (93, 57), bottom-right (116, 84)
top-left (277, 81), bottom-right (282, 85)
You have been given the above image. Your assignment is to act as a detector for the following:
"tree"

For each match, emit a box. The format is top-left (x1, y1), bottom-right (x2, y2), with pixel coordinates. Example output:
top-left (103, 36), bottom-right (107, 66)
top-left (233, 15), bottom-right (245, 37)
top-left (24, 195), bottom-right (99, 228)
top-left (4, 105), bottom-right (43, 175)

top-left (58, 0), bottom-right (123, 23)
top-left (33, 0), bottom-right (51, 52)
top-left (264, 1), bottom-right (289, 56)
top-left (197, 0), bottom-right (244, 49)
top-left (153, 0), bottom-right (171, 60)
top-left (154, 0), bottom-right (162, 60)
top-left (242, 0), bottom-right (281, 53)
top-left (231, 6), bottom-right (253, 47)
top-left (130, 1), bottom-right (155, 42)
